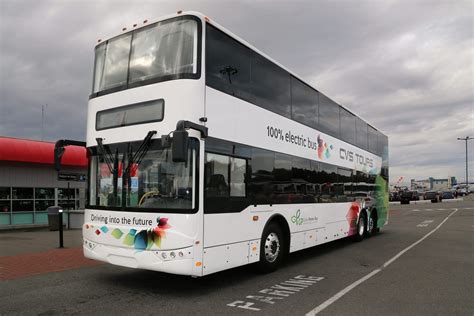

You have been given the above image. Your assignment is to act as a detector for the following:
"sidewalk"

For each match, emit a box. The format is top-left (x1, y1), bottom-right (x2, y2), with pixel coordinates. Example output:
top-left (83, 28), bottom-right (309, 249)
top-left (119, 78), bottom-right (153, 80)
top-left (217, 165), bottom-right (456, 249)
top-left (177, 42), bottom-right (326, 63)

top-left (0, 228), bottom-right (102, 281)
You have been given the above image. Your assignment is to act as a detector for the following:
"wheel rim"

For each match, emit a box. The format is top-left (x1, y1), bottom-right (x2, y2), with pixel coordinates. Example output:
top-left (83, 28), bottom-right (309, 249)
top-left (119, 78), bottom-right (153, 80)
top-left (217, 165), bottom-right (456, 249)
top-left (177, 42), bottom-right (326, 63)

top-left (368, 216), bottom-right (374, 233)
top-left (358, 217), bottom-right (365, 236)
top-left (264, 232), bottom-right (280, 263)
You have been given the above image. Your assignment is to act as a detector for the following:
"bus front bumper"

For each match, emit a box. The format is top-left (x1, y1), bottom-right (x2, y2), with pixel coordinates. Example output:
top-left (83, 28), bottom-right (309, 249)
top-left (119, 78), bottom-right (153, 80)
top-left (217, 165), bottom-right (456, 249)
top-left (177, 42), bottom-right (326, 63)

top-left (83, 238), bottom-right (197, 276)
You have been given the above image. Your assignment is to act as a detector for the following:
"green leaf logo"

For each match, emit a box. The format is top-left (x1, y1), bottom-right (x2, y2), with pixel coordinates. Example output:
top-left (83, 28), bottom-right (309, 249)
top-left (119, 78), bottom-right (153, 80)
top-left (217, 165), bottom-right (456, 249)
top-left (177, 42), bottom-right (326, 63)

top-left (291, 209), bottom-right (304, 225)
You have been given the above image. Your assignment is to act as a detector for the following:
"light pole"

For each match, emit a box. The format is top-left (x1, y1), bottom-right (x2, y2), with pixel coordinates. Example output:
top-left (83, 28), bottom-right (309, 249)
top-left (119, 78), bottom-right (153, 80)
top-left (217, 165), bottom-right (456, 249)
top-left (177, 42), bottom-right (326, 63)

top-left (457, 136), bottom-right (472, 192)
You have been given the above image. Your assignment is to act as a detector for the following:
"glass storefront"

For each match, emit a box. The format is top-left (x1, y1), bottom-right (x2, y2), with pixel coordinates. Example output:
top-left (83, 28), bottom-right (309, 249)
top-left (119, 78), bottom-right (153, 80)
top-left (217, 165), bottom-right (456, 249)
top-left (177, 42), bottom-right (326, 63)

top-left (0, 187), bottom-right (82, 226)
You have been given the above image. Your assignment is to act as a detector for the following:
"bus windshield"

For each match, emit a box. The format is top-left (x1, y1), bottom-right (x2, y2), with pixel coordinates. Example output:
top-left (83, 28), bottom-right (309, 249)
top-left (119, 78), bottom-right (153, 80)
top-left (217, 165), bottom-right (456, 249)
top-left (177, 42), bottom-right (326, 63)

top-left (92, 16), bottom-right (199, 94)
top-left (89, 139), bottom-right (196, 212)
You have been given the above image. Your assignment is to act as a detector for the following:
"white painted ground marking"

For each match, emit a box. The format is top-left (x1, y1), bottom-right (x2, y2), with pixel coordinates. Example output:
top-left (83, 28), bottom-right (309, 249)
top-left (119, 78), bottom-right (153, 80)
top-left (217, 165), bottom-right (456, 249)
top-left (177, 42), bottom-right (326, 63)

top-left (228, 275), bottom-right (324, 311)
top-left (424, 209), bottom-right (434, 211)
top-left (436, 208), bottom-right (446, 211)
top-left (306, 208), bottom-right (459, 316)
top-left (462, 207), bottom-right (474, 210)
top-left (412, 209), bottom-right (421, 212)
top-left (416, 219), bottom-right (434, 227)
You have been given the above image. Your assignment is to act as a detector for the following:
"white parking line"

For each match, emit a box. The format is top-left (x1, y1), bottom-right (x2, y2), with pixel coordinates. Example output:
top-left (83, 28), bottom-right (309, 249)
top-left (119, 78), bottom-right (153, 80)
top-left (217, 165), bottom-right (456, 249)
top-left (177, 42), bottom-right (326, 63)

top-left (306, 208), bottom-right (459, 316)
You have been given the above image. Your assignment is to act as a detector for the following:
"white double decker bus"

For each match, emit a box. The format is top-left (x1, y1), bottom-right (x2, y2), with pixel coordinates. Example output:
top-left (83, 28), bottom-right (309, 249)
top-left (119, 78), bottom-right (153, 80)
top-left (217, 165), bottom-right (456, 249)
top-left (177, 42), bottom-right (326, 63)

top-left (83, 11), bottom-right (389, 276)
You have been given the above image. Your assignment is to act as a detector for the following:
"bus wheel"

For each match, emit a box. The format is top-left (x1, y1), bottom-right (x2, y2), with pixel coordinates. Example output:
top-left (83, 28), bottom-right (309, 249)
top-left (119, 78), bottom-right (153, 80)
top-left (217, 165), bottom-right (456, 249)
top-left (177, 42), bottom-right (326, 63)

top-left (353, 213), bottom-right (366, 242)
top-left (365, 211), bottom-right (377, 237)
top-left (258, 223), bottom-right (284, 273)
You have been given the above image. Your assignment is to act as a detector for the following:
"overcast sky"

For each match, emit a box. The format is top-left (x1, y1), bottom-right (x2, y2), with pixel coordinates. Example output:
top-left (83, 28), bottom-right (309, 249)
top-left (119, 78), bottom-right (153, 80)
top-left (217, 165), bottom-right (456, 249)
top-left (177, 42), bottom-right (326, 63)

top-left (0, 0), bottom-right (472, 186)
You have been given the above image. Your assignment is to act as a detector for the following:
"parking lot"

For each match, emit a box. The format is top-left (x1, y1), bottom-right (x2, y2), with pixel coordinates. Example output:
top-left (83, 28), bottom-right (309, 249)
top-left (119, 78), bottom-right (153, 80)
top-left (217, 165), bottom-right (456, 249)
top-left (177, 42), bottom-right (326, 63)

top-left (1, 199), bottom-right (473, 315)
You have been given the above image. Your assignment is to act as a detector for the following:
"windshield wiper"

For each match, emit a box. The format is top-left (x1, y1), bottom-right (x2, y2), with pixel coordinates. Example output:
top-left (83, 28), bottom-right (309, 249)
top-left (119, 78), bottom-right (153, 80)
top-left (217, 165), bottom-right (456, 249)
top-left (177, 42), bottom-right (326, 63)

top-left (96, 138), bottom-right (120, 205)
top-left (122, 130), bottom-right (157, 207)
top-left (95, 138), bottom-right (114, 174)
top-left (95, 132), bottom-right (157, 208)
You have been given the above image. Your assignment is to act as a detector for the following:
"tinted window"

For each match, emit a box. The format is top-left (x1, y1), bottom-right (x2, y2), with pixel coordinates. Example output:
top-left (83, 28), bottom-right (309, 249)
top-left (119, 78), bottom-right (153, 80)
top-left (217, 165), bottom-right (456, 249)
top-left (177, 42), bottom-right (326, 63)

top-left (0, 187), bottom-right (10, 199)
top-left (204, 153), bottom-right (248, 213)
top-left (292, 156), bottom-right (311, 181)
top-left (355, 117), bottom-right (368, 149)
top-left (0, 201), bottom-right (10, 212)
top-left (250, 148), bottom-right (275, 204)
top-left (274, 153), bottom-right (292, 181)
top-left (272, 153), bottom-right (292, 203)
top-left (35, 200), bottom-right (55, 211)
top-left (12, 200), bottom-right (33, 212)
top-left (318, 163), bottom-right (338, 202)
top-left (206, 137), bottom-right (233, 155)
top-left (340, 108), bottom-right (356, 144)
top-left (96, 99), bottom-right (164, 130)
top-left (12, 188), bottom-right (33, 199)
top-left (337, 168), bottom-right (353, 202)
top-left (377, 132), bottom-right (388, 157)
top-left (35, 188), bottom-right (54, 200)
top-left (318, 93), bottom-right (340, 137)
top-left (308, 161), bottom-right (320, 184)
top-left (368, 125), bottom-right (378, 154)
top-left (205, 153), bottom-right (230, 198)
top-left (291, 77), bottom-right (318, 128)
top-left (206, 25), bottom-right (253, 101)
top-left (251, 53), bottom-right (291, 118)
top-left (230, 157), bottom-right (246, 197)
top-left (58, 188), bottom-right (75, 200)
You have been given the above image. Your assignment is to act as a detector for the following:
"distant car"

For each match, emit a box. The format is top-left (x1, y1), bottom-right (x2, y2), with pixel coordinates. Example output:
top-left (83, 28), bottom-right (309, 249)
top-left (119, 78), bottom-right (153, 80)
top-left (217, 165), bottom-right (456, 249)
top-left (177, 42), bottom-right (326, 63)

top-left (442, 191), bottom-right (454, 199)
top-left (389, 191), bottom-right (400, 201)
top-left (400, 191), bottom-right (419, 204)
top-left (424, 191), bottom-right (442, 203)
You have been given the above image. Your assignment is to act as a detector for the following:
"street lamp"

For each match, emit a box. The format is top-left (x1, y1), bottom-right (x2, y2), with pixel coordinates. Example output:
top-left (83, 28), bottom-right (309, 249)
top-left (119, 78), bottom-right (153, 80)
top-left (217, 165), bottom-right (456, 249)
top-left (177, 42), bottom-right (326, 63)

top-left (457, 136), bottom-right (472, 192)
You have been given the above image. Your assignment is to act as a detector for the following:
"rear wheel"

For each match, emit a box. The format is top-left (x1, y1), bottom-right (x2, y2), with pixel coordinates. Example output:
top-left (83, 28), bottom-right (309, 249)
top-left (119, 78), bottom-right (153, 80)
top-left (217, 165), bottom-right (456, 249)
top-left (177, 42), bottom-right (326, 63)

top-left (366, 210), bottom-right (377, 237)
top-left (258, 223), bottom-right (284, 273)
top-left (353, 213), bottom-right (366, 242)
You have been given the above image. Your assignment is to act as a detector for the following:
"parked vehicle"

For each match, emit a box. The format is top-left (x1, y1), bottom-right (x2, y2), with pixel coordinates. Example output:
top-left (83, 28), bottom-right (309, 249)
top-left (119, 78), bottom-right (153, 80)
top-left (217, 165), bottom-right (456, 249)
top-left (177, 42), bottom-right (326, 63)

top-left (389, 191), bottom-right (400, 201)
top-left (424, 191), bottom-right (442, 203)
top-left (442, 191), bottom-right (454, 199)
top-left (400, 191), bottom-right (419, 204)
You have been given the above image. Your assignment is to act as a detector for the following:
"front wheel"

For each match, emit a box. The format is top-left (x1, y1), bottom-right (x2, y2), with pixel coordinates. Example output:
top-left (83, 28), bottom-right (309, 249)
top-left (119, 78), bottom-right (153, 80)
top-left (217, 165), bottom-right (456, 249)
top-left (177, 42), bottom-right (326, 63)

top-left (258, 223), bottom-right (284, 273)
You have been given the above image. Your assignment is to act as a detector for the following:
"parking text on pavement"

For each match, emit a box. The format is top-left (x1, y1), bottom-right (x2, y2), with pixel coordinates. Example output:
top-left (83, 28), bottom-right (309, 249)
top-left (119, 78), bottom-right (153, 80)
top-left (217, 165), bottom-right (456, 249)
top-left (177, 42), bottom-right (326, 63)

top-left (227, 275), bottom-right (324, 311)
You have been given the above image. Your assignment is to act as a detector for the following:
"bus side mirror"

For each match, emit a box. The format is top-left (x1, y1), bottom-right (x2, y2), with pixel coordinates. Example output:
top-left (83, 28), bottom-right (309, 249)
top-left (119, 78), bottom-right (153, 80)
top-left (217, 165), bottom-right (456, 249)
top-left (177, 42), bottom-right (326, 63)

top-left (172, 129), bottom-right (189, 163)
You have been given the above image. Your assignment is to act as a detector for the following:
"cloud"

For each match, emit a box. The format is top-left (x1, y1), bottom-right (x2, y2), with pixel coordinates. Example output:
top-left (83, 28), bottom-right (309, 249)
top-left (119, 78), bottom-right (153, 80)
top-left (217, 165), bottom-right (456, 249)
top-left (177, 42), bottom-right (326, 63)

top-left (0, 0), bottom-right (473, 184)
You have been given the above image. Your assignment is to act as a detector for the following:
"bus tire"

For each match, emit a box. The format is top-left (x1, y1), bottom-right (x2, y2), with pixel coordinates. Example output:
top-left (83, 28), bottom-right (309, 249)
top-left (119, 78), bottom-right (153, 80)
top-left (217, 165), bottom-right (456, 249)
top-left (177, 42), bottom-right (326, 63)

top-left (258, 222), bottom-right (284, 273)
top-left (365, 210), bottom-right (377, 237)
top-left (353, 212), bottom-right (366, 242)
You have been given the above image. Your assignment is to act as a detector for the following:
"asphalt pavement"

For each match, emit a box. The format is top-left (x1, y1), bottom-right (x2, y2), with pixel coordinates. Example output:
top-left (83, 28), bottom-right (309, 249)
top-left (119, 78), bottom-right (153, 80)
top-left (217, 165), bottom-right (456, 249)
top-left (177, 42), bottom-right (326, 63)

top-left (1, 199), bottom-right (473, 315)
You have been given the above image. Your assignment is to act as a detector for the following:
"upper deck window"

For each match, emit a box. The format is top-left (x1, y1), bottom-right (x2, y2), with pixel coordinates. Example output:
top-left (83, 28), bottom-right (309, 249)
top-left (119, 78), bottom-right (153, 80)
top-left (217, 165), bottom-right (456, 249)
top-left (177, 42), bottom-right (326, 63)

top-left (92, 16), bottom-right (201, 97)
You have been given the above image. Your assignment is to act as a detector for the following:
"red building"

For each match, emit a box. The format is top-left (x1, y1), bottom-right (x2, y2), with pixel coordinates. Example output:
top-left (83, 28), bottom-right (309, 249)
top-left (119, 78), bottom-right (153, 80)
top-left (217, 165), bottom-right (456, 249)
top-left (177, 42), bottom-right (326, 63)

top-left (0, 137), bottom-right (87, 227)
